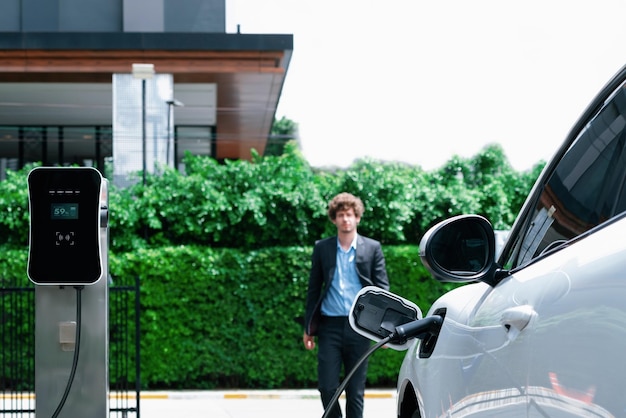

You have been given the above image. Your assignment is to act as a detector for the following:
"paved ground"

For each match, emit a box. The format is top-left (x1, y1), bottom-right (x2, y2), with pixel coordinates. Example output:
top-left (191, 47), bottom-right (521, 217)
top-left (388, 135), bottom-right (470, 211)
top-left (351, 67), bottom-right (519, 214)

top-left (1, 389), bottom-right (397, 418)
top-left (130, 389), bottom-right (397, 418)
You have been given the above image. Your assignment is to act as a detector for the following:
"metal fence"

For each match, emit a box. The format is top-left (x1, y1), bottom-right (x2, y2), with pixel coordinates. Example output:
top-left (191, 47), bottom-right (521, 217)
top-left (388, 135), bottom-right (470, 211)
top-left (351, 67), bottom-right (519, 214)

top-left (1, 275), bottom-right (141, 417)
top-left (0, 281), bottom-right (34, 416)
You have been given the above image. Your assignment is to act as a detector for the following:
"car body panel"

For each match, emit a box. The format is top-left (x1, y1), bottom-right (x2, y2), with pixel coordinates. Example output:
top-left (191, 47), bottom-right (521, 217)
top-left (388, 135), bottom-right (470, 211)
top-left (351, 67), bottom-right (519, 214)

top-left (403, 215), bottom-right (626, 417)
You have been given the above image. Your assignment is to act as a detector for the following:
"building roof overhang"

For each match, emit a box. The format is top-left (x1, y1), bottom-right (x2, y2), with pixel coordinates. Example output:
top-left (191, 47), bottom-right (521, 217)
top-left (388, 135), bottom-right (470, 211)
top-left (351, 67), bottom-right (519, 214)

top-left (0, 32), bottom-right (293, 160)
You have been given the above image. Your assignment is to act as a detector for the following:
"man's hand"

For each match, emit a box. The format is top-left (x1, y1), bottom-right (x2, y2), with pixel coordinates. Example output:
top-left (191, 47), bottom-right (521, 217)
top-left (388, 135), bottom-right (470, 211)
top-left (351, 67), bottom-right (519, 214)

top-left (303, 332), bottom-right (316, 350)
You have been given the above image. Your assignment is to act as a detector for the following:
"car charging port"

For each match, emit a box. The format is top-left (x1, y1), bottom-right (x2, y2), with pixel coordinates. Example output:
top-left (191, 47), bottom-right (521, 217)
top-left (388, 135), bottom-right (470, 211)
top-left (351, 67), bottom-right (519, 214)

top-left (419, 308), bottom-right (446, 358)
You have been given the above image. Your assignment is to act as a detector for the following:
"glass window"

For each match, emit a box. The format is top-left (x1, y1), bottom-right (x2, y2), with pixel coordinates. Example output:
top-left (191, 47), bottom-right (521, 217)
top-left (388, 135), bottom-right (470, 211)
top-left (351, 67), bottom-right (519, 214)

top-left (175, 126), bottom-right (214, 171)
top-left (508, 82), bottom-right (626, 268)
top-left (0, 126), bottom-right (19, 159)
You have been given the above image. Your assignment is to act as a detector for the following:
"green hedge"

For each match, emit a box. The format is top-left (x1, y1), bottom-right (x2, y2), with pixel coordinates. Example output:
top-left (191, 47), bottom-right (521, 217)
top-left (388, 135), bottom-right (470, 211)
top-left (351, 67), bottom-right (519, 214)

top-left (109, 244), bottom-right (457, 389)
top-left (1, 244), bottom-right (455, 389)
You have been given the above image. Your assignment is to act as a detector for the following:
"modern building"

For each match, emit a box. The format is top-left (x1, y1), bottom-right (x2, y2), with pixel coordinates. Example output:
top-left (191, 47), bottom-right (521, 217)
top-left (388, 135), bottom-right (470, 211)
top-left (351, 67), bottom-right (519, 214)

top-left (0, 0), bottom-right (293, 184)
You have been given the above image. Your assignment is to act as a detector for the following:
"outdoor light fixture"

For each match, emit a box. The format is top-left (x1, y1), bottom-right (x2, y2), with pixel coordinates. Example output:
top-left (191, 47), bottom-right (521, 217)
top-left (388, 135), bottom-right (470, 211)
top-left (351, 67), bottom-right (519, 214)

top-left (131, 63), bottom-right (155, 80)
top-left (166, 99), bottom-right (184, 107)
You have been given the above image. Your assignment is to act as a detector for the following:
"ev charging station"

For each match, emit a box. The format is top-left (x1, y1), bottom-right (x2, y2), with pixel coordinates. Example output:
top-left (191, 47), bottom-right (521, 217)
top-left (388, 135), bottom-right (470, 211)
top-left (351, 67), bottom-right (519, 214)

top-left (27, 167), bottom-right (109, 418)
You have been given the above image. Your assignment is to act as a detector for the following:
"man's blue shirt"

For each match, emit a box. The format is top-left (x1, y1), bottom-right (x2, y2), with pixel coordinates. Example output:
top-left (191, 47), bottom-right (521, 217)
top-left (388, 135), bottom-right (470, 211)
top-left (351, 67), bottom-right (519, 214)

top-left (321, 235), bottom-right (361, 316)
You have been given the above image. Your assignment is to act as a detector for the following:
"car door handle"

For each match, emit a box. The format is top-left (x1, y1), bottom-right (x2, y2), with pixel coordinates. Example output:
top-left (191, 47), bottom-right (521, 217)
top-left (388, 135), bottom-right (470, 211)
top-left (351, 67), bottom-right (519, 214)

top-left (500, 305), bottom-right (536, 340)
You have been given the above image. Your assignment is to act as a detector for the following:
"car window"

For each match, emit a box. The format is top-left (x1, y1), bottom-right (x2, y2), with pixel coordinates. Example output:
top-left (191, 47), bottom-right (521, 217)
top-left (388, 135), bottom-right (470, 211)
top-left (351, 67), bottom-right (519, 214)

top-left (506, 81), bottom-right (626, 268)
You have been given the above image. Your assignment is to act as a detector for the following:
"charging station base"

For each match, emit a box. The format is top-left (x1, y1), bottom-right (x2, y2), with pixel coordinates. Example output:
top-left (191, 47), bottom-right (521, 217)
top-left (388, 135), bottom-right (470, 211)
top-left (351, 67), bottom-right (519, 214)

top-left (35, 279), bottom-right (109, 417)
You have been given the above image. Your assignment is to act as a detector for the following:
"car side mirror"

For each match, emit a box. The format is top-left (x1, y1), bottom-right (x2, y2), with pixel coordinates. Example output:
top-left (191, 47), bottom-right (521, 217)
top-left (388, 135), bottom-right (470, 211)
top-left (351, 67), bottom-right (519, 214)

top-left (419, 214), bottom-right (502, 286)
top-left (349, 286), bottom-right (422, 350)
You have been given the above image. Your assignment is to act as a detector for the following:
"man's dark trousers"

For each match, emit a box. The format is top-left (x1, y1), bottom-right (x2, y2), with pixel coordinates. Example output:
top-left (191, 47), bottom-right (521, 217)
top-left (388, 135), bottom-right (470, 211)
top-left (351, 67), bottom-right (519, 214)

top-left (317, 316), bottom-right (371, 418)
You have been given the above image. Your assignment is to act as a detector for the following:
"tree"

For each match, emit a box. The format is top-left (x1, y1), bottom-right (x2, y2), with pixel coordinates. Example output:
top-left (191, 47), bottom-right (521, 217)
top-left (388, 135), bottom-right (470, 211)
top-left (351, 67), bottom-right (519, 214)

top-left (0, 143), bottom-right (544, 252)
top-left (265, 116), bottom-right (299, 156)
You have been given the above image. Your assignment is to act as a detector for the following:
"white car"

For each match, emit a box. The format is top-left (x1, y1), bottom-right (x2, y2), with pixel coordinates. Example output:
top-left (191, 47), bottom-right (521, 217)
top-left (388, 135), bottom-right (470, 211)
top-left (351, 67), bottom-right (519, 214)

top-left (372, 63), bottom-right (626, 417)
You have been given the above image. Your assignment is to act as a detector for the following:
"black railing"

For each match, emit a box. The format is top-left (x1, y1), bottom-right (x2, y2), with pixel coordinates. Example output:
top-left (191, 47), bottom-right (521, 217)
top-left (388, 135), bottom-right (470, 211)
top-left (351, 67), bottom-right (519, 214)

top-left (109, 275), bottom-right (141, 417)
top-left (0, 282), bottom-right (35, 416)
top-left (1, 275), bottom-right (140, 417)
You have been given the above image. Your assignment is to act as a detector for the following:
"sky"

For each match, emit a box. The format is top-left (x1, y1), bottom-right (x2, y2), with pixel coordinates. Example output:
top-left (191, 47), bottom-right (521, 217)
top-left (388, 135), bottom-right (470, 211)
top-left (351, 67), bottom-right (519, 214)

top-left (226, 0), bottom-right (626, 171)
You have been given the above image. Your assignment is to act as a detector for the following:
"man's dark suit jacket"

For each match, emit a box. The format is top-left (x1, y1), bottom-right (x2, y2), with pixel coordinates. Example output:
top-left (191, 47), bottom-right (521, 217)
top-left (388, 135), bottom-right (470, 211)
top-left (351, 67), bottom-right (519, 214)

top-left (304, 234), bottom-right (389, 336)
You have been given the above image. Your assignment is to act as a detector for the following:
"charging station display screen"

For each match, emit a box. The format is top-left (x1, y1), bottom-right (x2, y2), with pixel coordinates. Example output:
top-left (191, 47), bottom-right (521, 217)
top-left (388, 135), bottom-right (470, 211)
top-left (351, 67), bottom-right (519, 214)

top-left (27, 167), bottom-right (103, 285)
top-left (51, 203), bottom-right (79, 220)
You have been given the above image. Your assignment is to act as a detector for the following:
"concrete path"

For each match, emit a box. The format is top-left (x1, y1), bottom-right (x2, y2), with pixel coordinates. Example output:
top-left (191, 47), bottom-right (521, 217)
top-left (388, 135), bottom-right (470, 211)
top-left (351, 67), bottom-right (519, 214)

top-left (121, 389), bottom-right (397, 418)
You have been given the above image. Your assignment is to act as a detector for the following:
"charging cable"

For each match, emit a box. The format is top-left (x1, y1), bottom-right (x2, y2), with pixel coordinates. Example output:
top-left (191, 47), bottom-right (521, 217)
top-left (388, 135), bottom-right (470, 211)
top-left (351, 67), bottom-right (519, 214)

top-left (321, 315), bottom-right (444, 418)
top-left (51, 285), bottom-right (84, 418)
top-left (321, 336), bottom-right (391, 418)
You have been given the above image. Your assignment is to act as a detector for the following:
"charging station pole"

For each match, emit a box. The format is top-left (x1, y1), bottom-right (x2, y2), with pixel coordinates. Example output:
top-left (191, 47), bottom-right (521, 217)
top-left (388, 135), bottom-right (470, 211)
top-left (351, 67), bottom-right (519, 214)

top-left (27, 167), bottom-right (109, 418)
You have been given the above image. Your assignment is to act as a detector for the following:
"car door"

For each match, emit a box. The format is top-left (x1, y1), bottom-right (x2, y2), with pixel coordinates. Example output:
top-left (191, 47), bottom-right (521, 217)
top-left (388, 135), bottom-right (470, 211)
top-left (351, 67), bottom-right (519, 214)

top-left (493, 73), bottom-right (626, 416)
